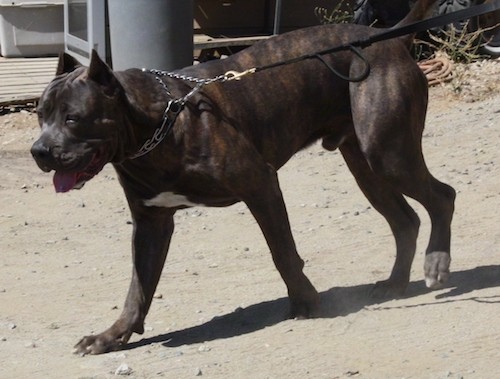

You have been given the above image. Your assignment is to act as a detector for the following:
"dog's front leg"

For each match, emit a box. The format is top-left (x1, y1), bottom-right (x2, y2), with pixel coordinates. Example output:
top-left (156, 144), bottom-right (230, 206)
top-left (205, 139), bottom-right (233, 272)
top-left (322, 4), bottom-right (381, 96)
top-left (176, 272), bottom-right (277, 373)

top-left (242, 164), bottom-right (320, 318)
top-left (74, 206), bottom-right (175, 355)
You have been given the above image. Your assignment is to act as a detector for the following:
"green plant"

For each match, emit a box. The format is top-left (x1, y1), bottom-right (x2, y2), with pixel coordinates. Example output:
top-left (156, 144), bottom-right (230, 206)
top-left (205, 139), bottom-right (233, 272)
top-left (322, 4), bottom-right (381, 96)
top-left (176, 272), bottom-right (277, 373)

top-left (415, 21), bottom-right (499, 63)
top-left (315, 1), bottom-right (353, 25)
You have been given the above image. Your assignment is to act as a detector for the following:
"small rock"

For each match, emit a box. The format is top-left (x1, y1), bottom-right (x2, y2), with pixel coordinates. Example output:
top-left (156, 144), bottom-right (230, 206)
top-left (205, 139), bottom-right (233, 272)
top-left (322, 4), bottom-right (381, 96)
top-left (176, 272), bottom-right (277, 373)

top-left (194, 368), bottom-right (203, 376)
top-left (7, 323), bottom-right (16, 330)
top-left (153, 292), bottom-right (163, 299)
top-left (345, 370), bottom-right (360, 377)
top-left (109, 352), bottom-right (127, 360)
top-left (114, 363), bottom-right (132, 376)
top-left (25, 341), bottom-right (37, 348)
top-left (198, 344), bottom-right (211, 352)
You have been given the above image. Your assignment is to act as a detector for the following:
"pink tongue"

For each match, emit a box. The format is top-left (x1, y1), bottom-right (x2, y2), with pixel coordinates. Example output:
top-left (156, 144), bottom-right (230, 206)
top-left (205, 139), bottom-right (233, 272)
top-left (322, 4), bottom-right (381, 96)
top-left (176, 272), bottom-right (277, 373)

top-left (53, 171), bottom-right (78, 193)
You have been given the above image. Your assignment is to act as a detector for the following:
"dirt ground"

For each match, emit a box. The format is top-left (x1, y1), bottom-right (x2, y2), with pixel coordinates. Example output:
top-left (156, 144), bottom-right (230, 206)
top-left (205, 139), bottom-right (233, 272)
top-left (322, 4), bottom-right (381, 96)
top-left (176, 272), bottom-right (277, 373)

top-left (1, 59), bottom-right (499, 379)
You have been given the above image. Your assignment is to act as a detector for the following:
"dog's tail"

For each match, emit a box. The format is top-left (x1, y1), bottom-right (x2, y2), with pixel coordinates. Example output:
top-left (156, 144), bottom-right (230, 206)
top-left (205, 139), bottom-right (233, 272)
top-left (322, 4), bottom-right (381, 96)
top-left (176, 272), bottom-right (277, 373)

top-left (393, 0), bottom-right (439, 48)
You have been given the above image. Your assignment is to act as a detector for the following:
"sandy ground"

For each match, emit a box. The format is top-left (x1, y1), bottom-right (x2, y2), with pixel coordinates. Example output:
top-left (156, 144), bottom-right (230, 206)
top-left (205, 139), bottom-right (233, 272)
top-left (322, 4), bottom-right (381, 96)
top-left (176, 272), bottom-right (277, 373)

top-left (0, 60), bottom-right (499, 379)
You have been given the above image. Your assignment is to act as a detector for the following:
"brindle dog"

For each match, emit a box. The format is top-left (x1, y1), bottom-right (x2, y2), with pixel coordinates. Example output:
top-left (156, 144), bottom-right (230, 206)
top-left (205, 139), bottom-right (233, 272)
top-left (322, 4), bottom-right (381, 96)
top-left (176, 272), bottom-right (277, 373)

top-left (31, 0), bottom-right (454, 354)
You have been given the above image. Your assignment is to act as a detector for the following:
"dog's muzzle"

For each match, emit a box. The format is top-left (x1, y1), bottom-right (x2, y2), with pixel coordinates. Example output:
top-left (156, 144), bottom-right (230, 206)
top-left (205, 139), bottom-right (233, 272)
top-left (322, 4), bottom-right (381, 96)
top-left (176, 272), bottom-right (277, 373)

top-left (31, 138), bottom-right (108, 193)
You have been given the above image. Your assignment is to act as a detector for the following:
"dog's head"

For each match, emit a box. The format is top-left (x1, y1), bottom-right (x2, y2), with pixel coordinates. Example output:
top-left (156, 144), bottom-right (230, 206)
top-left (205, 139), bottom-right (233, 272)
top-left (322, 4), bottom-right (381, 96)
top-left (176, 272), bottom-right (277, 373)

top-left (31, 51), bottom-right (125, 193)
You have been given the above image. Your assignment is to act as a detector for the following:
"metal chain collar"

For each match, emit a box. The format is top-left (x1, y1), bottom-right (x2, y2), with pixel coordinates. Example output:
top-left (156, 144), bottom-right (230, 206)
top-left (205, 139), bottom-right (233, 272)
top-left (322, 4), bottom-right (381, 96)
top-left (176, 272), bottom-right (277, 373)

top-left (146, 68), bottom-right (257, 105)
top-left (129, 99), bottom-right (182, 159)
top-left (129, 68), bottom-right (256, 159)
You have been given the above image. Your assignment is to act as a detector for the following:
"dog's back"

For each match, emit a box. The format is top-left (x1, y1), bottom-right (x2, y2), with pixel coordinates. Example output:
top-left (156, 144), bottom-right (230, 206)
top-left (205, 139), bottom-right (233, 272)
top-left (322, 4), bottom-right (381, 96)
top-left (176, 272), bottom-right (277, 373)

top-left (170, 0), bottom-right (439, 169)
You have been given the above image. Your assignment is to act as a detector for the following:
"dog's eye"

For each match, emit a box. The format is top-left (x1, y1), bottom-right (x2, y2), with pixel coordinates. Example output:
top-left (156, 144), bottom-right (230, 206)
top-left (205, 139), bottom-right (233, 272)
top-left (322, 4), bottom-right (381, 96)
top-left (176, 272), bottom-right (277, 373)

top-left (66, 115), bottom-right (80, 126)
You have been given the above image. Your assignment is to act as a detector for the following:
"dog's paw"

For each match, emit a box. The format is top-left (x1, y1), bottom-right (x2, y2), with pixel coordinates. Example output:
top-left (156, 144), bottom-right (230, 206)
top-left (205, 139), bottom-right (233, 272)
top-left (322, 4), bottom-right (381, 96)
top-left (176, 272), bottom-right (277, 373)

top-left (73, 331), bottom-right (130, 355)
top-left (424, 251), bottom-right (451, 289)
top-left (289, 292), bottom-right (321, 319)
top-left (370, 279), bottom-right (407, 299)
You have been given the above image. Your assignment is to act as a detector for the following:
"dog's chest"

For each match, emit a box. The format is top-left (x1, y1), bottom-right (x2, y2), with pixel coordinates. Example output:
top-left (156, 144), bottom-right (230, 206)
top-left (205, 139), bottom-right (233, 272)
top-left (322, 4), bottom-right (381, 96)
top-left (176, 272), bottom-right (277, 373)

top-left (144, 192), bottom-right (202, 208)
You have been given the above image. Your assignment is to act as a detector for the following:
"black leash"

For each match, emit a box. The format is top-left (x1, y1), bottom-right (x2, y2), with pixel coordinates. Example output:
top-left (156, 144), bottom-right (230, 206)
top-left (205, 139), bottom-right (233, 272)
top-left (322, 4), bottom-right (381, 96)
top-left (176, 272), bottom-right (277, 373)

top-left (132, 0), bottom-right (500, 158)
top-left (354, 0), bottom-right (500, 48)
top-left (251, 0), bottom-right (500, 81)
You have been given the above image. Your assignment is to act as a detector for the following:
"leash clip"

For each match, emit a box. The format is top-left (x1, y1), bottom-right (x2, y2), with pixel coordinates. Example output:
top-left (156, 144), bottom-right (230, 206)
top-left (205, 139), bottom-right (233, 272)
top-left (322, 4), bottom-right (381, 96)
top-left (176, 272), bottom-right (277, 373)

top-left (224, 68), bottom-right (257, 81)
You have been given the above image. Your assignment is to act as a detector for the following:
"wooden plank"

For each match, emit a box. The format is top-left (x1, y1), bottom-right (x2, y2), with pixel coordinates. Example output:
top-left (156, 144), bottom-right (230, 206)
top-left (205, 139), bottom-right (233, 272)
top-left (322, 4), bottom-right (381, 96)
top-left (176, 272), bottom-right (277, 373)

top-left (0, 57), bottom-right (57, 105)
top-left (0, 68), bottom-right (57, 75)
top-left (1, 76), bottom-right (56, 85)
top-left (194, 34), bottom-right (271, 49)
top-left (0, 84), bottom-right (51, 93)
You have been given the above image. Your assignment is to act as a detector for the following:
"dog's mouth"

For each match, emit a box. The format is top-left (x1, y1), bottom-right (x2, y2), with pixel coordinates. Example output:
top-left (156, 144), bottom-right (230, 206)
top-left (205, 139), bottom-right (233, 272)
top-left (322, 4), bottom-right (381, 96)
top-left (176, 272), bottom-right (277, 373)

top-left (53, 149), bottom-right (107, 193)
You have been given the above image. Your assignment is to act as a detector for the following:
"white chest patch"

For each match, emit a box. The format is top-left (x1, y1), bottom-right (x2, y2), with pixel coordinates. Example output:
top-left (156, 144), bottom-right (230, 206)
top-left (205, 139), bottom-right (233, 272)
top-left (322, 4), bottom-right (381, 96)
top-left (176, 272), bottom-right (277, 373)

top-left (144, 192), bottom-right (201, 208)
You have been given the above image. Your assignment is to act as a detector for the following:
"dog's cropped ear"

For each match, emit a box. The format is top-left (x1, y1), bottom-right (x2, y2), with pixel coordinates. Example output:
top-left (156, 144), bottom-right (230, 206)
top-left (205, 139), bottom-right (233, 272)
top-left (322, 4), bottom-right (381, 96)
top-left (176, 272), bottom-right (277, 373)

top-left (88, 50), bottom-right (122, 97)
top-left (56, 52), bottom-right (82, 75)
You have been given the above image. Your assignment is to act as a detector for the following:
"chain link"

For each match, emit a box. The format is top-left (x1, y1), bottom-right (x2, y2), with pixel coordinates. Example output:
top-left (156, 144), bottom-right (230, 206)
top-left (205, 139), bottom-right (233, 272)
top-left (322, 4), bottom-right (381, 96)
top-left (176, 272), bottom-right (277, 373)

top-left (144, 68), bottom-right (227, 85)
top-left (129, 99), bottom-right (182, 159)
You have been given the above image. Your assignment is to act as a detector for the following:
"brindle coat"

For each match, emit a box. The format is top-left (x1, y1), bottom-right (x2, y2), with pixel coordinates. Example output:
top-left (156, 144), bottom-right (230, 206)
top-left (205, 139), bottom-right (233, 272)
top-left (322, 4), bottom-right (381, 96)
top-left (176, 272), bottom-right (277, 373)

top-left (31, 0), bottom-right (454, 354)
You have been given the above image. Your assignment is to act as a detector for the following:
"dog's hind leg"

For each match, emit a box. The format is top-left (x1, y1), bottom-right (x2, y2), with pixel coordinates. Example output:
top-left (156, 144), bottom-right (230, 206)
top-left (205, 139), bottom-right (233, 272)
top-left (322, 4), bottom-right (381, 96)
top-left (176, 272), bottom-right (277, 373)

top-left (391, 163), bottom-right (455, 290)
top-left (349, 61), bottom-right (455, 292)
top-left (339, 137), bottom-right (421, 297)
top-left (352, 123), bottom-right (455, 291)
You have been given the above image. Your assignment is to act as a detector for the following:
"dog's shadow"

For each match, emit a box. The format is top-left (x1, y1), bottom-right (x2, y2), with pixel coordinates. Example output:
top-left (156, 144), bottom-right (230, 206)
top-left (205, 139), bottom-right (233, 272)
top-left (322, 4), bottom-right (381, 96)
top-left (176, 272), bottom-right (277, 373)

top-left (125, 264), bottom-right (500, 350)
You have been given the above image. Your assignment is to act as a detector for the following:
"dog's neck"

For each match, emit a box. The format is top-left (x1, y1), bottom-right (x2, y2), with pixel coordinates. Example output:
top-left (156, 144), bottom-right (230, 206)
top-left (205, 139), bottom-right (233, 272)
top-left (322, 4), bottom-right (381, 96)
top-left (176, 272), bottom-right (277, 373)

top-left (113, 70), bottom-right (178, 162)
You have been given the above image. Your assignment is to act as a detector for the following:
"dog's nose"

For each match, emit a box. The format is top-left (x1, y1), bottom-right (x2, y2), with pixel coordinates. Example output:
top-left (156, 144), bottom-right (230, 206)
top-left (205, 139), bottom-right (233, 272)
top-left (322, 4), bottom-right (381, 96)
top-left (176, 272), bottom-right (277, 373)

top-left (31, 140), bottom-right (53, 172)
top-left (31, 139), bottom-right (50, 160)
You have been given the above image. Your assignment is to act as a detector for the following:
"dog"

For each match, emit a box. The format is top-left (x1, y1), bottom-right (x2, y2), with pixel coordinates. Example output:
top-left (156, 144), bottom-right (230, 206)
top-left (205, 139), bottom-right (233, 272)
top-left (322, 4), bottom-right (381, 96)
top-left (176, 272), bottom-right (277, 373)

top-left (31, 0), bottom-right (454, 354)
